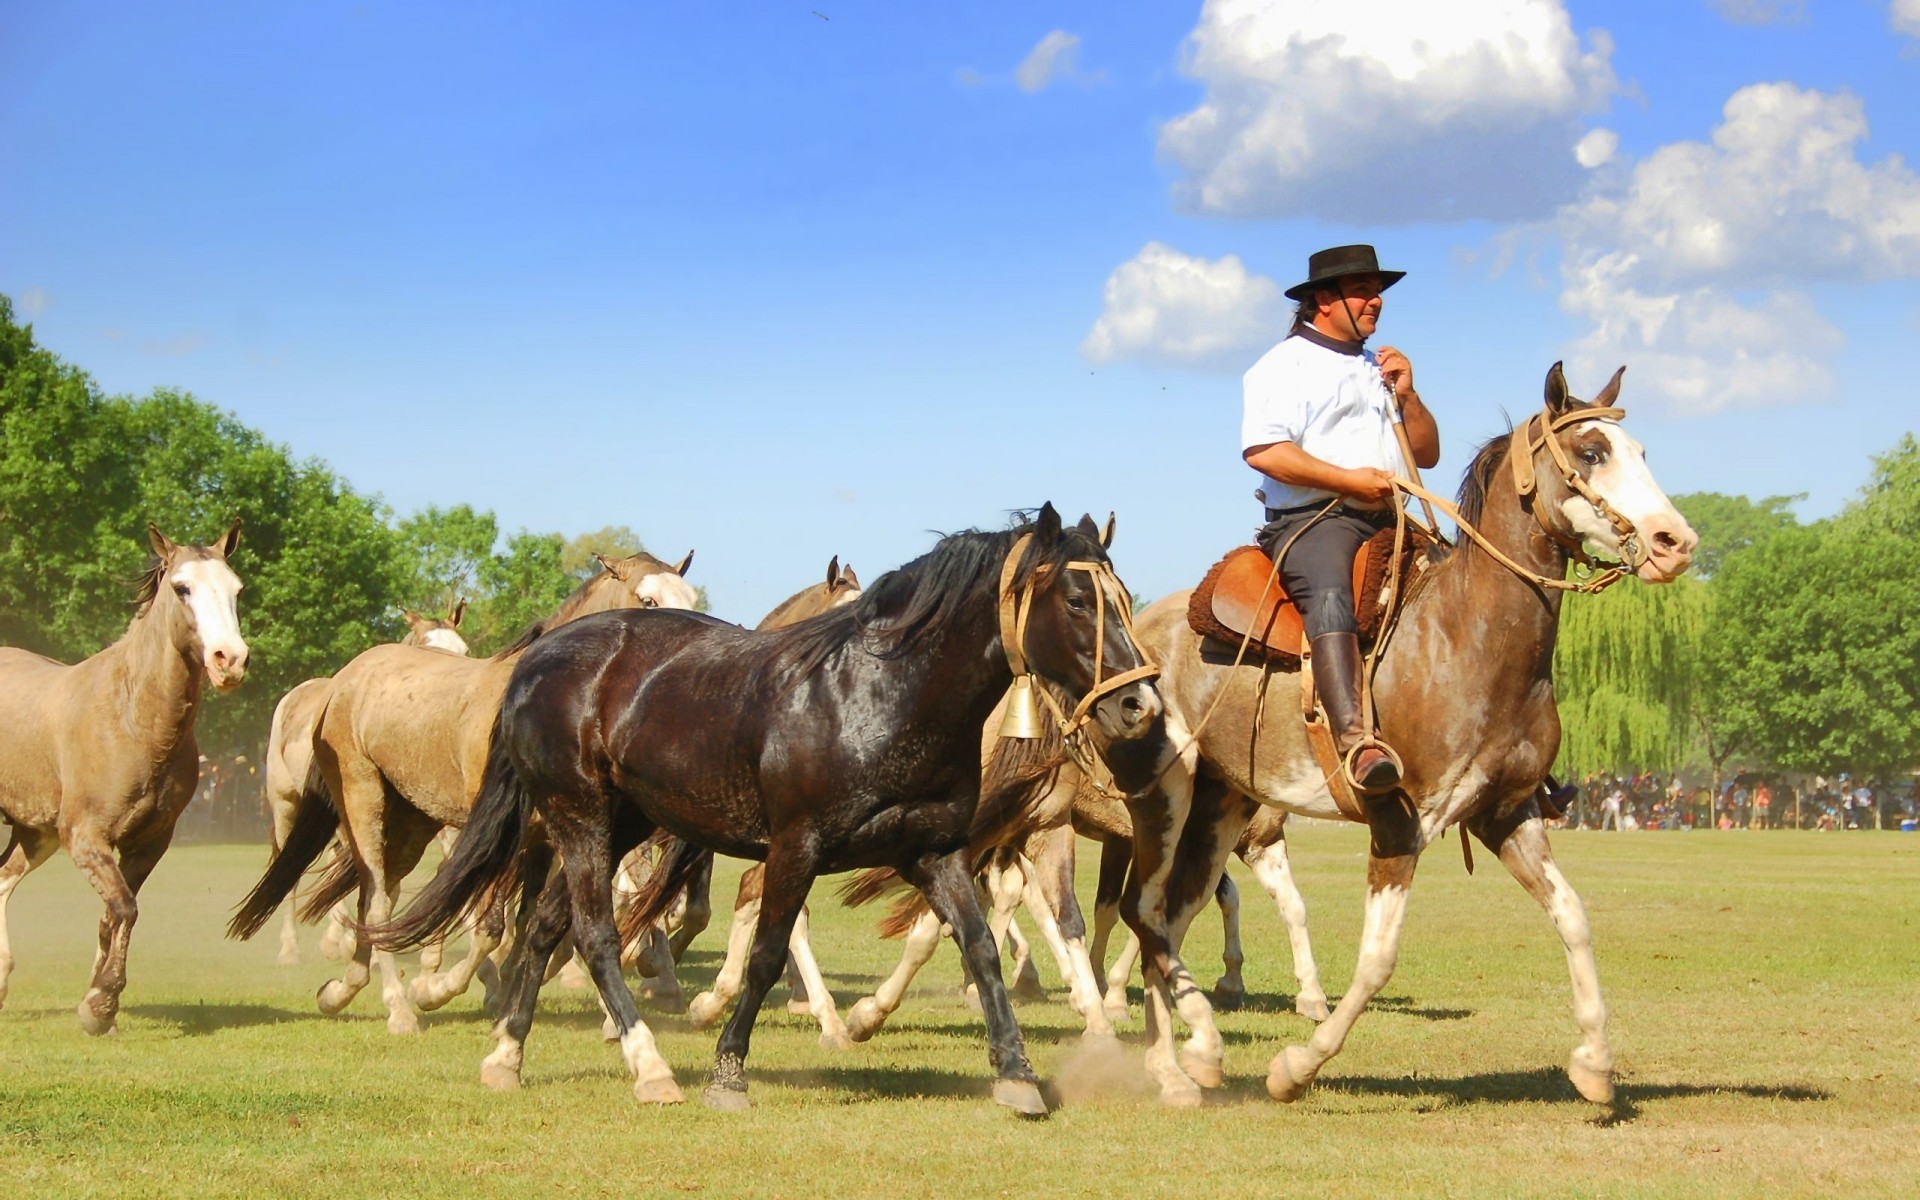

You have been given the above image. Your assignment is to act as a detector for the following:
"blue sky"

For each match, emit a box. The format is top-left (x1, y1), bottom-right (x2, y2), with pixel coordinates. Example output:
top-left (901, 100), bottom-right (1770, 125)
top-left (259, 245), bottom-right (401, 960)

top-left (5, 1), bottom-right (1917, 619)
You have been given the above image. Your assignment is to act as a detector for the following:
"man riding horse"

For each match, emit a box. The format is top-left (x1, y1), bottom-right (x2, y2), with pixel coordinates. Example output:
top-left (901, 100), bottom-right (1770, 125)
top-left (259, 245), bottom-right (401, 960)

top-left (1242, 244), bottom-right (1437, 794)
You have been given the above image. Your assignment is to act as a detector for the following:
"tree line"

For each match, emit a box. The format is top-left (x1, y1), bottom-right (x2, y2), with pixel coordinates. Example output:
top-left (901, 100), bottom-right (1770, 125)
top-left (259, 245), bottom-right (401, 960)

top-left (3, 292), bottom-right (1914, 785)
top-left (1553, 444), bottom-right (1919, 787)
top-left (0, 296), bottom-right (700, 759)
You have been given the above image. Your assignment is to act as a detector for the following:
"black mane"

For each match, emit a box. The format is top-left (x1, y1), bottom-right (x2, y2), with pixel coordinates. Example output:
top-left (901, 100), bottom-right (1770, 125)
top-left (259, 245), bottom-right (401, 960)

top-left (1454, 426), bottom-right (1514, 527)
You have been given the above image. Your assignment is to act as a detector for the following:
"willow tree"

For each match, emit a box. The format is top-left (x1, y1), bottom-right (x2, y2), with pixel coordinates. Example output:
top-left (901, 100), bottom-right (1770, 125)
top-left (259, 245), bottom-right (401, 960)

top-left (1552, 576), bottom-right (1709, 778)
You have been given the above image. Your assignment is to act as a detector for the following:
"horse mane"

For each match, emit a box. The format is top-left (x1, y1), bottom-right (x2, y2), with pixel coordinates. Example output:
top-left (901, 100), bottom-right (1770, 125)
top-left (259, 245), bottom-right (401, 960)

top-left (779, 514), bottom-right (1089, 680)
top-left (129, 556), bottom-right (168, 616)
top-left (1453, 425), bottom-right (1514, 528)
top-left (490, 553), bottom-right (675, 660)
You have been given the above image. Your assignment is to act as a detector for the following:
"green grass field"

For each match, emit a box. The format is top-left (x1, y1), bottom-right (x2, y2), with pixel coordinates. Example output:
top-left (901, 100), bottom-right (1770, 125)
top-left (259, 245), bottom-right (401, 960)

top-left (2, 826), bottom-right (1915, 1198)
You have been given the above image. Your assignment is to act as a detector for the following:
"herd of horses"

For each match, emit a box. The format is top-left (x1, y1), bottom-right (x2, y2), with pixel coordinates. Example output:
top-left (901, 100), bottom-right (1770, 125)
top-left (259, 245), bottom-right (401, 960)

top-left (0, 365), bottom-right (1697, 1117)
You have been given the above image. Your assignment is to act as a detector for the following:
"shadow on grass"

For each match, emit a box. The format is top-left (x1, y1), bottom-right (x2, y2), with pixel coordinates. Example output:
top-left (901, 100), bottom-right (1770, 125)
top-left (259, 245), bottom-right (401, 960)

top-left (122, 1002), bottom-right (350, 1035)
top-left (1297, 1066), bottom-right (1829, 1123)
top-left (1212, 991), bottom-right (1472, 1022)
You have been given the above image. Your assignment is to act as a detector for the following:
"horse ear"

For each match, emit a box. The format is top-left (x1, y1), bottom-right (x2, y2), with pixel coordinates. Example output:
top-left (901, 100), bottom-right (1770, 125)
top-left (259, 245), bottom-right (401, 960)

top-left (826, 555), bottom-right (840, 587)
top-left (1544, 362), bottom-right (1571, 415)
top-left (147, 523), bottom-right (176, 559)
top-left (1101, 511), bottom-right (1117, 549)
top-left (216, 517), bottom-right (242, 560)
top-left (840, 565), bottom-right (859, 590)
top-left (1035, 502), bottom-right (1062, 544)
top-left (1593, 365), bottom-right (1627, 409)
top-left (1075, 513), bottom-right (1101, 542)
top-left (449, 598), bottom-right (468, 628)
top-left (673, 549), bottom-right (695, 577)
top-left (402, 608), bottom-right (424, 631)
top-left (594, 552), bottom-right (628, 581)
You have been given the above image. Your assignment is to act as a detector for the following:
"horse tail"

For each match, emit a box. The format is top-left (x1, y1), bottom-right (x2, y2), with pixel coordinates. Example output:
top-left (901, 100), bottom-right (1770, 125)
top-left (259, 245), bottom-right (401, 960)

top-left (296, 843), bottom-right (361, 925)
top-left (228, 757), bottom-right (337, 941)
top-left (617, 835), bottom-right (713, 952)
top-left (365, 719), bottom-right (532, 953)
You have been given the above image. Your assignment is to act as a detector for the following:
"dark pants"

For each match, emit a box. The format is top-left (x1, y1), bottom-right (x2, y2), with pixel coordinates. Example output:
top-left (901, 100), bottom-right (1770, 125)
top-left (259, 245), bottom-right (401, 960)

top-left (1256, 504), bottom-right (1392, 639)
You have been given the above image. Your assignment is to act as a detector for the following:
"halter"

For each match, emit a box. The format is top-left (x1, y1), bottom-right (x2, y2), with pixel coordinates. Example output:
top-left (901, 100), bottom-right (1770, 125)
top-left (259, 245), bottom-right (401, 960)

top-left (995, 533), bottom-right (1160, 742)
top-left (1507, 402), bottom-right (1648, 582)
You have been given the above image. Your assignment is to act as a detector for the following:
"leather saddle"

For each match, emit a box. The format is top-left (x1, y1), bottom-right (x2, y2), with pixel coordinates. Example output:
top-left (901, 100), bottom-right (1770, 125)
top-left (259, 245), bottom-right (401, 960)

top-left (1187, 526), bottom-right (1442, 669)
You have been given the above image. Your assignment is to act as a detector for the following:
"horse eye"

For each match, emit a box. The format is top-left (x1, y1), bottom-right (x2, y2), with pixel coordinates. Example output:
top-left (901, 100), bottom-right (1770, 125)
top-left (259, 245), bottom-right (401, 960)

top-left (173, 583), bottom-right (191, 598)
top-left (1066, 595), bottom-right (1090, 613)
top-left (641, 597), bottom-right (658, 608)
top-left (1580, 448), bottom-right (1603, 466)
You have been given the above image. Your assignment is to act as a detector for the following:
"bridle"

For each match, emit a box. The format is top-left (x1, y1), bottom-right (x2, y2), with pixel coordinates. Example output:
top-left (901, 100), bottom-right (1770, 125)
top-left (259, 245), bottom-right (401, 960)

top-left (995, 532), bottom-right (1160, 743)
top-left (1507, 400), bottom-right (1649, 583)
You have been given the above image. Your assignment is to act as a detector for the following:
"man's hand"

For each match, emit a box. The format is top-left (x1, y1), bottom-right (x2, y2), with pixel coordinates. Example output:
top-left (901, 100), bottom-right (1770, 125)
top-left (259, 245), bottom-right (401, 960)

top-left (1376, 344), bottom-right (1415, 401)
top-left (1344, 467), bottom-right (1396, 506)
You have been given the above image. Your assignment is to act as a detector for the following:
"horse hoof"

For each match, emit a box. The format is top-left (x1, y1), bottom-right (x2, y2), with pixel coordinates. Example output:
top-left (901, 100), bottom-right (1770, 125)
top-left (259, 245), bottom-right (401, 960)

top-left (387, 1010), bottom-right (422, 1036)
top-left (76, 999), bottom-right (116, 1038)
top-left (602, 1016), bottom-right (620, 1043)
top-left (1212, 982), bottom-right (1245, 1013)
top-left (1569, 1052), bottom-right (1615, 1105)
top-left (700, 1084), bottom-right (749, 1112)
top-left (1180, 1048), bottom-right (1224, 1089)
top-left (785, 997), bottom-right (813, 1016)
top-left (1265, 1047), bottom-right (1314, 1103)
top-left (1295, 995), bottom-right (1330, 1023)
top-left (1080, 1026), bottom-right (1119, 1048)
top-left (1157, 1080), bottom-right (1203, 1109)
top-left (277, 947), bottom-right (301, 967)
top-left (635, 1076), bottom-right (686, 1106)
top-left (818, 1028), bottom-right (855, 1052)
top-left (845, 998), bottom-right (886, 1043)
top-left (1011, 975), bottom-right (1046, 1003)
top-left (1102, 998), bottom-right (1131, 1026)
top-left (408, 976), bottom-right (452, 1011)
top-left (962, 984), bottom-right (984, 1015)
top-left (315, 981), bottom-right (355, 1016)
top-left (687, 994), bottom-right (724, 1030)
top-left (480, 1063), bottom-right (521, 1092)
top-left (991, 1078), bottom-right (1049, 1119)
top-left (644, 989), bottom-right (686, 1016)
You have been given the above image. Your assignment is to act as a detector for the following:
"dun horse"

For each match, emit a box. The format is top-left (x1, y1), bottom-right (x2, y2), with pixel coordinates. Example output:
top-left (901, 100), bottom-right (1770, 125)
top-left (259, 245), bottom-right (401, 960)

top-left (0, 521), bottom-right (247, 1034)
top-left (1121, 365), bottom-right (1696, 1107)
top-left (264, 601), bottom-right (471, 965)
top-left (227, 550), bottom-right (696, 1033)
top-left (373, 506), bottom-right (1160, 1116)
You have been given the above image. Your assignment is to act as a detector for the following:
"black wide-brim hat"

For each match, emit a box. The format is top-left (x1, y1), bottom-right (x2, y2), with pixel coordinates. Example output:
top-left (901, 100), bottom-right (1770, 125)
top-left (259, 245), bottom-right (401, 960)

top-left (1283, 244), bottom-right (1406, 301)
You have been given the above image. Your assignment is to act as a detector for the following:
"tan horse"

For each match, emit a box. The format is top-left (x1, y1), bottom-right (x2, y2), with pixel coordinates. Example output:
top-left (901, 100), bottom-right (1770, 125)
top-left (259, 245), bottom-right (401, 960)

top-left (0, 521), bottom-right (247, 1034)
top-left (1121, 365), bottom-right (1696, 1107)
top-left (229, 549), bottom-right (696, 1033)
top-left (265, 601), bottom-right (471, 966)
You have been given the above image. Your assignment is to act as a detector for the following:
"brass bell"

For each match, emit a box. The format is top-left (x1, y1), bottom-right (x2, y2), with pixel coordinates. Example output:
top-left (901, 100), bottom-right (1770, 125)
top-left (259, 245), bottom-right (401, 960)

top-left (998, 674), bottom-right (1045, 740)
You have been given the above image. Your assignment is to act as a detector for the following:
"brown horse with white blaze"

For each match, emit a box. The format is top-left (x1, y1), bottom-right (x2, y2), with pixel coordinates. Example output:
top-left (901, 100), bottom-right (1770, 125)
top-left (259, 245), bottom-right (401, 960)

top-left (0, 521), bottom-right (247, 1034)
top-left (1121, 364), bottom-right (1696, 1107)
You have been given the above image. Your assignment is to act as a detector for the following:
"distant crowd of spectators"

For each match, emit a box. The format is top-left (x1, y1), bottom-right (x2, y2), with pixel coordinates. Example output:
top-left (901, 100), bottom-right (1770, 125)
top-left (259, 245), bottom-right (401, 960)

top-left (1560, 771), bottom-right (1920, 832)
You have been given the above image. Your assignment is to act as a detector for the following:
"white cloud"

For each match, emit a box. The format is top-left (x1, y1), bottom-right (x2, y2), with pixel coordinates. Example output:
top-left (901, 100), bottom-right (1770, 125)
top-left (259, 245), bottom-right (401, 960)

top-left (1081, 242), bottom-right (1287, 372)
top-left (1158, 0), bottom-right (1618, 222)
top-left (1016, 30), bottom-right (1082, 93)
top-left (1561, 83), bottom-right (1920, 289)
top-left (15, 286), bottom-right (53, 317)
top-left (1896, 0), bottom-right (1920, 37)
top-left (1710, 0), bottom-right (1805, 24)
top-left (1574, 128), bottom-right (1619, 169)
top-left (1560, 253), bottom-right (1840, 416)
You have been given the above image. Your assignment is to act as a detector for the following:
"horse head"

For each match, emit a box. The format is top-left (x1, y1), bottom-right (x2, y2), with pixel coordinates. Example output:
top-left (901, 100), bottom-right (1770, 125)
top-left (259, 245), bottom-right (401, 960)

top-left (1008, 503), bottom-right (1161, 743)
top-left (590, 549), bottom-right (701, 611)
top-left (403, 599), bottom-right (472, 655)
top-left (145, 518), bottom-right (249, 691)
top-left (1528, 364), bottom-right (1697, 584)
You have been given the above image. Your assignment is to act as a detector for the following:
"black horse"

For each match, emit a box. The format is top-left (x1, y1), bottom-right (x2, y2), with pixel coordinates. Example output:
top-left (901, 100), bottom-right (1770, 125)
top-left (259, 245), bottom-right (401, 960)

top-left (372, 504), bottom-right (1162, 1116)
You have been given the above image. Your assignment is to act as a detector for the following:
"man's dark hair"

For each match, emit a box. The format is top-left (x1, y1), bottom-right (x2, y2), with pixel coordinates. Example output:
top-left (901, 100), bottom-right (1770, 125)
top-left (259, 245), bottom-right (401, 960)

top-left (1292, 295), bottom-right (1316, 327)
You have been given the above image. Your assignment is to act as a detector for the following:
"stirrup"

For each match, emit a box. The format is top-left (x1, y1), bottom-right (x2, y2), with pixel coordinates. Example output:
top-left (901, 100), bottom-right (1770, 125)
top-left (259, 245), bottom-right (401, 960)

top-left (1341, 739), bottom-right (1403, 796)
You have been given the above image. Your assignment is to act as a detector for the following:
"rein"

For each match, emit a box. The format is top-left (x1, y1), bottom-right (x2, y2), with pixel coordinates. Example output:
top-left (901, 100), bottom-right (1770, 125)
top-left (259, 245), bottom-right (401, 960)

top-left (996, 533), bottom-right (1160, 746)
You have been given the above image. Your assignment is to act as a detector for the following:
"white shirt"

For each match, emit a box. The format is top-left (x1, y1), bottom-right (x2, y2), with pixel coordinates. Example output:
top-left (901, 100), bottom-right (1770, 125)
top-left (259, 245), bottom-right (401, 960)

top-left (1241, 326), bottom-right (1405, 510)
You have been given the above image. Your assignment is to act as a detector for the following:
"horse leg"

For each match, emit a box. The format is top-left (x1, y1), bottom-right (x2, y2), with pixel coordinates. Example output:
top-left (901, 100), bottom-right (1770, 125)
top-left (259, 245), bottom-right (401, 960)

top-left (784, 906), bottom-right (850, 1049)
top-left (687, 892), bottom-right (758, 1031)
top-left (668, 852), bottom-right (714, 962)
top-left (636, 924), bottom-right (686, 1013)
top-left (845, 908), bottom-right (943, 1042)
top-left (369, 811), bottom-right (437, 1035)
top-left (703, 844), bottom-right (817, 1112)
top-left (1022, 830), bottom-right (1114, 1040)
top-left (65, 825), bottom-right (153, 1036)
top-left (1090, 834), bottom-right (1133, 1023)
top-left (1242, 815), bottom-right (1329, 1022)
top-left (0, 828), bottom-right (56, 1011)
top-left (415, 828), bottom-right (463, 977)
top-left (1212, 872), bottom-right (1245, 1012)
top-left (1475, 810), bottom-right (1615, 1104)
top-left (268, 809), bottom-right (302, 966)
top-left (1266, 801), bottom-right (1422, 1102)
top-left (968, 853), bottom-right (1034, 1009)
top-left (318, 895), bottom-right (356, 964)
top-left (906, 848), bottom-right (1046, 1117)
top-left (409, 886), bottom-right (503, 1012)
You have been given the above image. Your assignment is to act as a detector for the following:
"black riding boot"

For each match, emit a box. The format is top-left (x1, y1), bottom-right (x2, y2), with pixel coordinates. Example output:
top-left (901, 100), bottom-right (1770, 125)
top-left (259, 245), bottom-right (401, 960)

top-left (1311, 631), bottom-right (1400, 794)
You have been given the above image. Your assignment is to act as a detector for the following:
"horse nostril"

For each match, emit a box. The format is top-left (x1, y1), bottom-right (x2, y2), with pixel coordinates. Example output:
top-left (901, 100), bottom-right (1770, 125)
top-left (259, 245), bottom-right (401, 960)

top-left (1122, 696), bottom-right (1142, 715)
